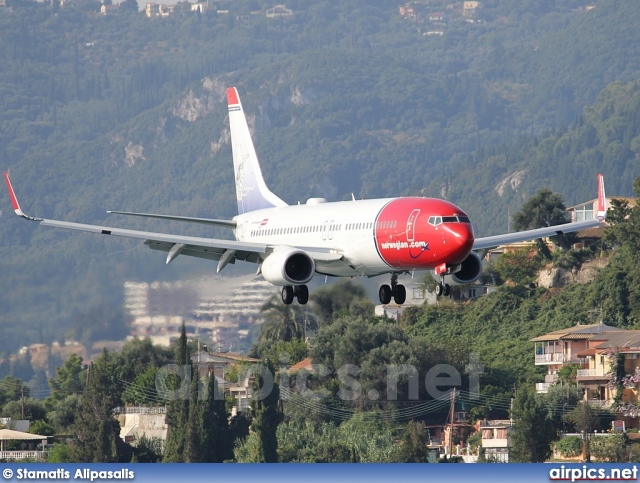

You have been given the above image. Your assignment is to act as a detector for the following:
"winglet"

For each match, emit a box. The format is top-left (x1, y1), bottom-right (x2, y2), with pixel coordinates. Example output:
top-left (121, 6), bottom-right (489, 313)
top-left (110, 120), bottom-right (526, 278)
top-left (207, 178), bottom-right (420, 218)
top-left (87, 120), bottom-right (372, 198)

top-left (596, 173), bottom-right (607, 220)
top-left (3, 172), bottom-right (41, 221)
top-left (227, 87), bottom-right (240, 107)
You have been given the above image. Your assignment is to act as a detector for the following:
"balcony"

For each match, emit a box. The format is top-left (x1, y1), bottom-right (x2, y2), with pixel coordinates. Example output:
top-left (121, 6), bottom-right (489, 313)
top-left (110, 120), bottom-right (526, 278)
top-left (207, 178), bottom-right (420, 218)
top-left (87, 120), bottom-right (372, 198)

top-left (535, 353), bottom-right (564, 364)
top-left (536, 382), bottom-right (553, 393)
top-left (577, 368), bottom-right (607, 378)
top-left (586, 399), bottom-right (612, 409)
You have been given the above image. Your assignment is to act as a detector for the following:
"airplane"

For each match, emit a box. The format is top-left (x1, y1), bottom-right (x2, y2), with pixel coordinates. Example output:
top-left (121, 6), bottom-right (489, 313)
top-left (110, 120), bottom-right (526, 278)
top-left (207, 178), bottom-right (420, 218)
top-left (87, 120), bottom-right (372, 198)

top-left (4, 87), bottom-right (607, 306)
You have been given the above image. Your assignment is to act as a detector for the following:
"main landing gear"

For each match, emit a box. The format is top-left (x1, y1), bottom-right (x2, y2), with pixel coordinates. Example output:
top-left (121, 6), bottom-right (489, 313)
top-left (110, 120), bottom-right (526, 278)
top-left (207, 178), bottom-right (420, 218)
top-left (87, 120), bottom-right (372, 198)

top-left (435, 276), bottom-right (450, 297)
top-left (281, 285), bottom-right (309, 305)
top-left (379, 273), bottom-right (406, 305)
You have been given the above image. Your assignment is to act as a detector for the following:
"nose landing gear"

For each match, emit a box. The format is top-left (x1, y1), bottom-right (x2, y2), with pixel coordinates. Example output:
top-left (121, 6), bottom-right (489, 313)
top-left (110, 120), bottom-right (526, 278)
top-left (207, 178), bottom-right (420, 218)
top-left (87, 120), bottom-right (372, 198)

top-left (379, 273), bottom-right (407, 305)
top-left (435, 276), bottom-right (450, 297)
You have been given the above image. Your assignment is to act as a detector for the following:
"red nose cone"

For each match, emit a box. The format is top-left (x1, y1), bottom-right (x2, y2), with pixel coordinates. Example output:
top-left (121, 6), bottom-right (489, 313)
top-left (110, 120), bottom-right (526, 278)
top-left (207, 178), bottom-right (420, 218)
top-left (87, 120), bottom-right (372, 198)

top-left (444, 223), bottom-right (475, 264)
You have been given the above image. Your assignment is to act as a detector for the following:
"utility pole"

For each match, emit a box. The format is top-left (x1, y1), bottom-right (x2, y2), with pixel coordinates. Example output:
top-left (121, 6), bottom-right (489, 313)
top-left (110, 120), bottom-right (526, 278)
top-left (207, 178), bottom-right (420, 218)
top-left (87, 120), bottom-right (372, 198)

top-left (448, 389), bottom-right (456, 457)
top-left (21, 385), bottom-right (25, 419)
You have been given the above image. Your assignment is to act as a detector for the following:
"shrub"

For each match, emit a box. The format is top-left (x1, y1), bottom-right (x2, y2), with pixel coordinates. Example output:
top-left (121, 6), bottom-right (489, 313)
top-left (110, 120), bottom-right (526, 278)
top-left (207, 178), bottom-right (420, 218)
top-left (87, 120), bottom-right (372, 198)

top-left (555, 436), bottom-right (583, 458)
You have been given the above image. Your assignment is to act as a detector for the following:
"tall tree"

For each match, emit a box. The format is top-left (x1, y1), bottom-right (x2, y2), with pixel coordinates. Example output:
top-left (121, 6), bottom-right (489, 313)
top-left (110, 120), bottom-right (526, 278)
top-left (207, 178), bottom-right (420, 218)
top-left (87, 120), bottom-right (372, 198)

top-left (513, 188), bottom-right (575, 251)
top-left (71, 350), bottom-right (131, 463)
top-left (566, 401), bottom-right (597, 462)
top-left (202, 374), bottom-right (233, 462)
top-left (257, 296), bottom-right (317, 343)
top-left (249, 360), bottom-right (283, 462)
top-left (47, 353), bottom-right (85, 409)
top-left (400, 420), bottom-right (430, 462)
top-left (510, 386), bottom-right (556, 462)
top-left (185, 367), bottom-right (203, 463)
top-left (163, 322), bottom-right (191, 463)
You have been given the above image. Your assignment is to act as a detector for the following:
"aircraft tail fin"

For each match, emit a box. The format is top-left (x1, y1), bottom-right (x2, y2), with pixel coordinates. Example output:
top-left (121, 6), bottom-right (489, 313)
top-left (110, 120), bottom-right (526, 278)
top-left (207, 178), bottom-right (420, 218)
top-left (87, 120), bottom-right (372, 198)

top-left (596, 173), bottom-right (607, 220)
top-left (227, 87), bottom-right (287, 215)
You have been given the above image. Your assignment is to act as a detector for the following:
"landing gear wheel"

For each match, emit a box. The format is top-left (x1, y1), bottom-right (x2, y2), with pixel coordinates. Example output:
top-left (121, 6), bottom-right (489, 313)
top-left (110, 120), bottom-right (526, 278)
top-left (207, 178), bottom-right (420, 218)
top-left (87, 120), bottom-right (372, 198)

top-left (379, 284), bottom-right (392, 304)
top-left (295, 285), bottom-right (309, 305)
top-left (393, 284), bottom-right (406, 304)
top-left (443, 284), bottom-right (451, 297)
top-left (435, 283), bottom-right (443, 297)
top-left (282, 286), bottom-right (294, 305)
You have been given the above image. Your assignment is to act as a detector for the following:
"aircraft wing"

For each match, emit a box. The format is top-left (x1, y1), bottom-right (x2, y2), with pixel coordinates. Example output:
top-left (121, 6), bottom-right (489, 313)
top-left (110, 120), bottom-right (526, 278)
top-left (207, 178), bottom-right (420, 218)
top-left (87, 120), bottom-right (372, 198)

top-left (472, 218), bottom-right (604, 251)
top-left (4, 172), bottom-right (343, 271)
top-left (107, 210), bottom-right (237, 228)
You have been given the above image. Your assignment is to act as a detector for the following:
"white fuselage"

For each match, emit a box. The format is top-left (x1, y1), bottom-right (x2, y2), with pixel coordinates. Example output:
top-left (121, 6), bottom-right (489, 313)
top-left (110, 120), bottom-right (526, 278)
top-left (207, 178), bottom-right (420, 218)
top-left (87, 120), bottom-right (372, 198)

top-left (234, 198), bottom-right (392, 277)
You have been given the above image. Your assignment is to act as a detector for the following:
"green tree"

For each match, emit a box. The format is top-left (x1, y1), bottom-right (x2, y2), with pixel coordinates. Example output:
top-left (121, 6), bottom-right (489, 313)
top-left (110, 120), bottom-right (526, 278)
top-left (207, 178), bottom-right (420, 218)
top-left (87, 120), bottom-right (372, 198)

top-left (28, 420), bottom-right (55, 436)
top-left (513, 188), bottom-right (575, 251)
top-left (71, 351), bottom-right (131, 463)
top-left (510, 387), bottom-right (556, 462)
top-left (202, 374), bottom-right (233, 462)
top-left (121, 367), bottom-right (160, 405)
top-left (400, 420), bottom-right (430, 462)
top-left (248, 360), bottom-right (283, 462)
top-left (185, 367), bottom-right (204, 463)
top-left (310, 280), bottom-right (370, 325)
top-left (566, 401), bottom-right (598, 461)
top-left (48, 394), bottom-right (82, 434)
top-left (257, 296), bottom-right (318, 343)
top-left (590, 433), bottom-right (628, 462)
top-left (47, 443), bottom-right (74, 463)
top-left (163, 322), bottom-right (191, 463)
top-left (120, 0), bottom-right (138, 12)
top-left (494, 247), bottom-right (543, 285)
top-left (0, 376), bottom-right (27, 407)
top-left (47, 354), bottom-right (85, 408)
top-left (604, 198), bottom-right (633, 245)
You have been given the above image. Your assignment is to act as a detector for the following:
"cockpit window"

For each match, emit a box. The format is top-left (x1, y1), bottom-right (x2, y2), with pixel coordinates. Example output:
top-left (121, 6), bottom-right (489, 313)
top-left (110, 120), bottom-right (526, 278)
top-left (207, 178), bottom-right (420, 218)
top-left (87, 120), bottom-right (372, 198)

top-left (429, 215), bottom-right (471, 225)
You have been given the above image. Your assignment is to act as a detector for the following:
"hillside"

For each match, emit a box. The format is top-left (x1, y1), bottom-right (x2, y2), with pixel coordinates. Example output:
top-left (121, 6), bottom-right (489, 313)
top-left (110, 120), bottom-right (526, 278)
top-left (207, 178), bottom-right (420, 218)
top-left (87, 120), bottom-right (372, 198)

top-left (2, 0), bottom-right (640, 353)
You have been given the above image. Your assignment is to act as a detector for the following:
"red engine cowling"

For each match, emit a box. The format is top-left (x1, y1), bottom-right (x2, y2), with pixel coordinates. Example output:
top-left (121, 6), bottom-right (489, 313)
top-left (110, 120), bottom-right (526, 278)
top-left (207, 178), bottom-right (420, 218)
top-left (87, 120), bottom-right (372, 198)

top-left (261, 248), bottom-right (315, 286)
top-left (430, 251), bottom-right (483, 285)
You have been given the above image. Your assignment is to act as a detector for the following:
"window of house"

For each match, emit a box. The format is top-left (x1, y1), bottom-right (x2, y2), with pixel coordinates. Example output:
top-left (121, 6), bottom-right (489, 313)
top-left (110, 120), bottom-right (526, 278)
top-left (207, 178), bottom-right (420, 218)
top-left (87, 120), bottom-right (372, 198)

top-left (574, 203), bottom-right (594, 222)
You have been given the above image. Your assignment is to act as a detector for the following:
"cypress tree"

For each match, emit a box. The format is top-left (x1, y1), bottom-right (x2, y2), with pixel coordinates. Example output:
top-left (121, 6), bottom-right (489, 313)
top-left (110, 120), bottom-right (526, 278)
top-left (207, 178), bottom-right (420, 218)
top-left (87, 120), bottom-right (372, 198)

top-left (249, 360), bottom-right (283, 463)
top-left (163, 322), bottom-right (191, 462)
top-left (202, 374), bottom-right (233, 462)
top-left (510, 386), bottom-right (557, 462)
top-left (185, 366), bottom-right (204, 462)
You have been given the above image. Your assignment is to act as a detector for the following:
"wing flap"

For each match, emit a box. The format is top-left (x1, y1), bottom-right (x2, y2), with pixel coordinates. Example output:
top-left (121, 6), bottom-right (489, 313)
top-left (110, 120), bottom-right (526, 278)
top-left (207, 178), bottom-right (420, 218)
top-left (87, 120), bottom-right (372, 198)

top-left (145, 240), bottom-right (262, 264)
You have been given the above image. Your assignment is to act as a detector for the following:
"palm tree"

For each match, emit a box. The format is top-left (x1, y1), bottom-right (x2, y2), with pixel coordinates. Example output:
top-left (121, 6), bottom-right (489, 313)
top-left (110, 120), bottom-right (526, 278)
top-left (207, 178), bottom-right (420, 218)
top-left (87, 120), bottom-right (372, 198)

top-left (258, 296), bottom-right (318, 343)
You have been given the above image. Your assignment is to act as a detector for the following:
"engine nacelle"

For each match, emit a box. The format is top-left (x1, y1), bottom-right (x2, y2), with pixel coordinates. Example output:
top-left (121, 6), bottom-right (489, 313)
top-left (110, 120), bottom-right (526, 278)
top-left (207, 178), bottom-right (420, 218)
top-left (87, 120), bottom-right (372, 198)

top-left (261, 248), bottom-right (315, 286)
top-left (430, 251), bottom-right (483, 286)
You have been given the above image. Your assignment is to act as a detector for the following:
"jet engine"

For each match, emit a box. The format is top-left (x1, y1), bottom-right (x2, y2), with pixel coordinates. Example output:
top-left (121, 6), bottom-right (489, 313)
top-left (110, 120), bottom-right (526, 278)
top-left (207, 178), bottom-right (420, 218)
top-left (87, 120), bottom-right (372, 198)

top-left (430, 251), bottom-right (483, 285)
top-left (261, 248), bottom-right (315, 286)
